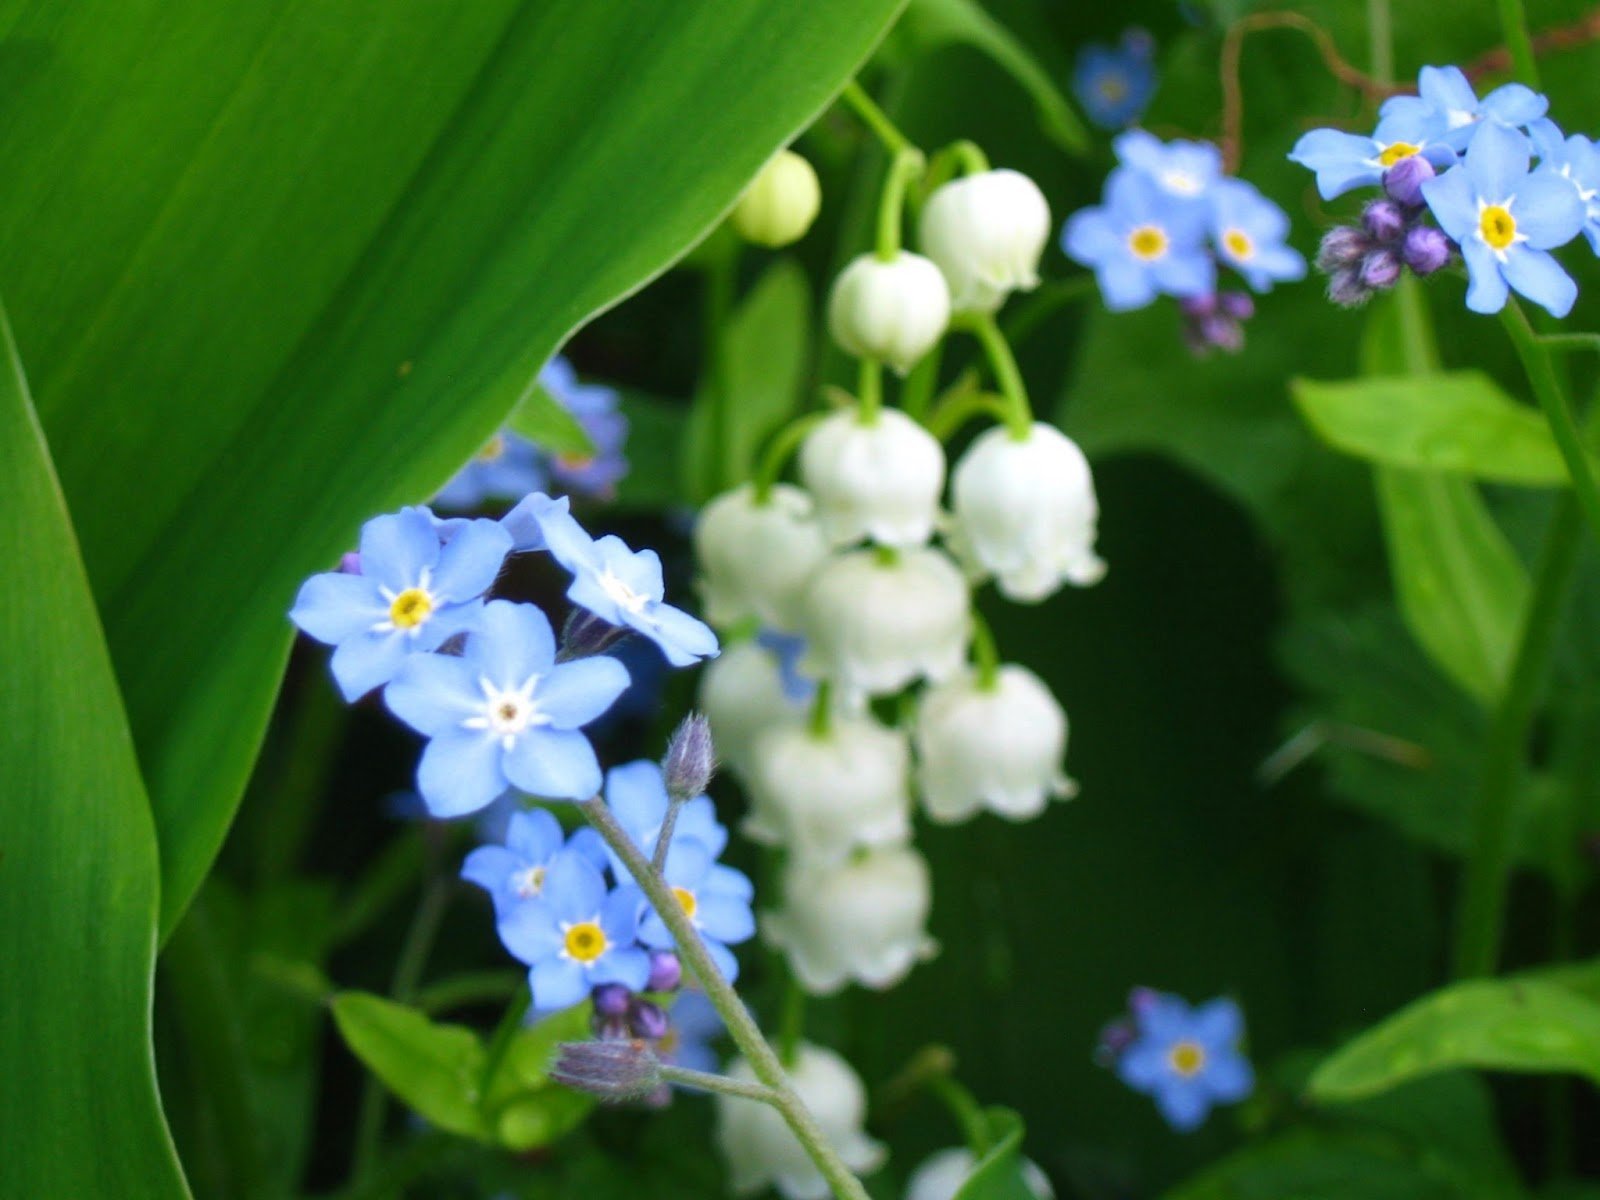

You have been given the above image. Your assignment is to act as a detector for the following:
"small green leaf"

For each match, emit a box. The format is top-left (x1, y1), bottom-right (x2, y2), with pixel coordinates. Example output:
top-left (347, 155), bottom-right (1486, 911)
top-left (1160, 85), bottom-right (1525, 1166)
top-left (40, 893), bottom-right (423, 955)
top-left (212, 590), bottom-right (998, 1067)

top-left (482, 1005), bottom-right (594, 1151)
top-left (954, 1109), bottom-right (1036, 1200)
top-left (506, 380), bottom-right (594, 460)
top-left (1292, 371), bottom-right (1568, 485)
top-left (1310, 978), bottom-right (1600, 1102)
top-left (330, 992), bottom-right (490, 1142)
top-left (902, 0), bottom-right (1089, 156)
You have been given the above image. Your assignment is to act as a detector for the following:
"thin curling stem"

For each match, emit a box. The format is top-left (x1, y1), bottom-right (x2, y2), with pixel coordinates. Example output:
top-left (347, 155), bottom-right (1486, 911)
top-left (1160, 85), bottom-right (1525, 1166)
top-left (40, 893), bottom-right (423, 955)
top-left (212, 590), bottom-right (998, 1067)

top-left (752, 410), bottom-right (833, 503)
top-left (579, 797), bottom-right (873, 1200)
top-left (875, 147), bottom-right (925, 262)
top-left (960, 313), bottom-right (1034, 439)
top-left (839, 80), bottom-right (915, 156)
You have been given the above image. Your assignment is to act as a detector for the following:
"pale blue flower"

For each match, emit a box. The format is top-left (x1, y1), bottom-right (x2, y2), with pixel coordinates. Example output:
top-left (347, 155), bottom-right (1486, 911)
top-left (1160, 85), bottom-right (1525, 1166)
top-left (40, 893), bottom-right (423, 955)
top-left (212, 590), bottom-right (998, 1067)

top-left (495, 851), bottom-right (650, 1009)
top-left (1288, 109), bottom-right (1454, 201)
top-left (541, 357), bottom-right (630, 500)
top-left (637, 837), bottom-right (755, 984)
top-left (434, 429), bottom-right (547, 511)
top-left (1208, 178), bottom-right (1307, 292)
top-left (1063, 167), bottom-right (1215, 311)
top-left (1113, 130), bottom-right (1221, 209)
top-left (1380, 64), bottom-right (1547, 152)
top-left (383, 600), bottom-right (630, 816)
top-left (1073, 30), bottom-right (1156, 130)
top-left (662, 990), bottom-right (724, 1075)
top-left (461, 807), bottom-right (607, 919)
top-left (600, 760), bottom-right (743, 890)
top-left (1529, 118), bottom-right (1600, 254)
top-left (1117, 993), bottom-right (1253, 1131)
top-left (290, 507), bottom-right (510, 701)
top-left (1421, 121), bottom-right (1585, 316)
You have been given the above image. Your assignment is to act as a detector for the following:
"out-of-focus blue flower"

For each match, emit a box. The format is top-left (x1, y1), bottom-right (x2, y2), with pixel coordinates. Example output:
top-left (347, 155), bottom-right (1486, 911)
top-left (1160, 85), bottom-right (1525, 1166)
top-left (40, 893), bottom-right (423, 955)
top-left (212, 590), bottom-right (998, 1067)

top-left (1073, 29), bottom-right (1156, 130)
top-left (1209, 179), bottom-right (1307, 292)
top-left (601, 760), bottom-right (737, 882)
top-left (434, 430), bottom-right (548, 511)
top-left (1421, 121), bottom-right (1584, 316)
top-left (589, 638), bottom-right (670, 736)
top-left (461, 807), bottom-right (607, 918)
top-left (1116, 992), bottom-right (1253, 1131)
top-left (1113, 130), bottom-right (1221, 210)
top-left (1288, 110), bottom-right (1455, 201)
top-left (661, 989), bottom-right (725, 1075)
top-left (756, 628), bottom-right (817, 704)
top-left (495, 851), bottom-right (650, 1009)
top-left (383, 600), bottom-right (630, 815)
top-left (1529, 118), bottom-right (1600, 254)
top-left (1380, 64), bottom-right (1547, 152)
top-left (637, 837), bottom-right (755, 984)
top-left (1063, 167), bottom-right (1215, 311)
top-left (541, 356), bottom-right (630, 501)
top-left (290, 507), bottom-right (511, 702)
top-left (509, 493), bottom-right (719, 667)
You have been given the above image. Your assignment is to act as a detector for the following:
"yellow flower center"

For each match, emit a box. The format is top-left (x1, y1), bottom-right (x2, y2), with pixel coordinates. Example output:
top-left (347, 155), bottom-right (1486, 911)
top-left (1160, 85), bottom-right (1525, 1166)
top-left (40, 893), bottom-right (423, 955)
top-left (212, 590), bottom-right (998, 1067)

top-left (1168, 1040), bottom-right (1207, 1077)
top-left (1098, 76), bottom-right (1127, 103)
top-left (1223, 228), bottom-right (1254, 261)
top-left (476, 434), bottom-right (507, 463)
top-left (564, 921), bottom-right (607, 964)
top-left (557, 453), bottom-right (596, 471)
top-left (673, 886), bottom-right (698, 920)
top-left (1479, 203), bottom-right (1517, 250)
top-left (388, 587), bottom-right (434, 630)
top-left (1128, 225), bottom-right (1168, 261)
top-left (1377, 141), bottom-right (1420, 168)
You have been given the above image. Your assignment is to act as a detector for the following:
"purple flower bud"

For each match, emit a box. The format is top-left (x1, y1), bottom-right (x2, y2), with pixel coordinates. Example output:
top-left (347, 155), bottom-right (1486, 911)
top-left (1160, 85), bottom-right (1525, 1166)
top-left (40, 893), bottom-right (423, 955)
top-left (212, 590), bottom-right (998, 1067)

top-left (1326, 265), bottom-right (1372, 308)
top-left (592, 983), bottom-right (633, 1019)
top-left (1094, 1017), bottom-right (1138, 1067)
top-left (1360, 248), bottom-right (1402, 289)
top-left (1178, 292), bottom-right (1219, 319)
top-left (1361, 199), bottom-right (1406, 243)
top-left (1402, 224), bottom-right (1452, 276)
top-left (1200, 315), bottom-right (1245, 353)
top-left (628, 999), bottom-right (670, 1041)
top-left (662, 713), bottom-right (716, 801)
top-left (1128, 987), bottom-right (1162, 1018)
top-left (551, 1039), bottom-right (663, 1102)
top-left (1383, 156), bottom-right (1435, 208)
top-left (338, 551), bottom-right (363, 575)
top-left (647, 950), bottom-right (683, 993)
top-left (1217, 291), bottom-right (1255, 321)
top-left (1315, 225), bottom-right (1369, 272)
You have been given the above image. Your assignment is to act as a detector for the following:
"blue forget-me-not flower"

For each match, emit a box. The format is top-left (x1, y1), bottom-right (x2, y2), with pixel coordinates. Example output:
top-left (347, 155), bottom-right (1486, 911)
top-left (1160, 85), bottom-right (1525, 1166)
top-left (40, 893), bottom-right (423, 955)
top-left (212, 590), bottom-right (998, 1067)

top-left (601, 760), bottom-right (732, 879)
top-left (1063, 167), bottom-right (1215, 310)
top-left (1289, 107), bottom-right (1456, 201)
top-left (1114, 130), bottom-right (1221, 211)
top-left (290, 507), bottom-right (511, 702)
top-left (1421, 121), bottom-right (1585, 316)
top-left (542, 356), bottom-right (631, 501)
top-left (461, 807), bottom-right (607, 919)
top-left (638, 838), bottom-right (756, 984)
top-left (1116, 991), bottom-right (1254, 1131)
top-left (1072, 29), bottom-right (1156, 131)
top-left (435, 429), bottom-right (548, 511)
top-left (1529, 118), bottom-right (1600, 254)
top-left (1379, 64), bottom-right (1547, 152)
top-left (383, 599), bottom-right (630, 816)
top-left (1209, 178), bottom-right (1307, 292)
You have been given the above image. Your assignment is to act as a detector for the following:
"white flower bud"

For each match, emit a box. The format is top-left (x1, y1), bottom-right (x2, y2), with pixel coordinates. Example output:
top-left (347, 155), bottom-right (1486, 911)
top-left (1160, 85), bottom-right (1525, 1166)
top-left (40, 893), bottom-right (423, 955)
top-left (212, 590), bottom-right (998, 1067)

top-left (906, 1148), bottom-right (1055, 1200)
top-left (827, 251), bottom-right (951, 374)
top-left (743, 713), bottom-right (911, 864)
top-left (730, 149), bottom-right (822, 249)
top-left (950, 422), bottom-right (1105, 602)
top-left (799, 407), bottom-right (946, 548)
top-left (801, 547), bottom-right (970, 699)
top-left (698, 639), bottom-right (805, 781)
top-left (764, 844), bottom-right (937, 995)
top-left (914, 665), bottom-right (1073, 824)
top-left (717, 1043), bottom-right (886, 1200)
top-left (918, 169), bottom-right (1051, 313)
top-left (695, 484), bottom-right (831, 632)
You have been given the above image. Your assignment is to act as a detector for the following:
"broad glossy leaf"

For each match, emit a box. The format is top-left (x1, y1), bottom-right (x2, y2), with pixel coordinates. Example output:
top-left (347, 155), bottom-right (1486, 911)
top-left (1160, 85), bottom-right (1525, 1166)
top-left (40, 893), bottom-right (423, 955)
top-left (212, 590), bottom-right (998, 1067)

top-left (1310, 978), bottom-right (1600, 1100)
top-left (331, 992), bottom-right (491, 1142)
top-left (1292, 371), bottom-right (1568, 486)
top-left (0, 308), bottom-right (188, 1196)
top-left (0, 0), bottom-right (906, 931)
top-left (953, 1109), bottom-right (1037, 1200)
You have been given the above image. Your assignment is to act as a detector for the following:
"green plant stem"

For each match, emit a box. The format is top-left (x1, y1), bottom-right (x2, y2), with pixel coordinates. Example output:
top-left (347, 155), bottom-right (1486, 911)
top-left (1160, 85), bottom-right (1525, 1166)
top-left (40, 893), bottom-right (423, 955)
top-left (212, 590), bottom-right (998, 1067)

top-left (1452, 494), bottom-right (1583, 978)
top-left (659, 1064), bottom-right (780, 1103)
top-left (1496, 0), bottom-right (1541, 88)
top-left (1502, 302), bottom-right (1600, 544)
top-left (703, 239), bottom-right (740, 495)
top-left (957, 313), bottom-right (1033, 438)
top-left (969, 607), bottom-right (1000, 690)
top-left (901, 340), bottom-right (943, 422)
top-left (753, 409), bottom-right (833, 502)
top-left (414, 969), bottom-right (524, 1016)
top-left (1001, 275), bottom-right (1096, 348)
top-left (858, 357), bottom-right (883, 423)
top-left (580, 797), bottom-right (873, 1200)
top-left (875, 147), bottom-right (925, 261)
top-left (839, 80), bottom-right (914, 156)
top-left (925, 390), bottom-right (1013, 442)
top-left (808, 678), bottom-right (834, 739)
top-left (1365, 0), bottom-right (1393, 83)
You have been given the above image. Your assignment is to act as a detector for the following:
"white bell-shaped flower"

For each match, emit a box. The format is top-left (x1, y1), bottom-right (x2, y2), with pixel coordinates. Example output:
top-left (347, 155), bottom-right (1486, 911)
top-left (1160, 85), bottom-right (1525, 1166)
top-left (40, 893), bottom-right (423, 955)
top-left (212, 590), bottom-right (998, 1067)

top-left (827, 251), bottom-right (951, 374)
top-left (950, 421), bottom-right (1106, 602)
top-left (743, 712), bottom-right (911, 863)
top-left (695, 483), bottom-right (830, 632)
top-left (918, 169), bottom-right (1051, 313)
top-left (799, 406), bottom-right (945, 548)
top-left (765, 844), bottom-right (937, 994)
top-left (914, 665), bottom-right (1073, 824)
top-left (730, 149), bottom-right (822, 249)
top-left (906, 1148), bottom-right (1055, 1200)
top-left (717, 1043), bottom-right (886, 1200)
top-left (801, 546), bottom-right (970, 698)
top-left (698, 639), bottom-right (806, 781)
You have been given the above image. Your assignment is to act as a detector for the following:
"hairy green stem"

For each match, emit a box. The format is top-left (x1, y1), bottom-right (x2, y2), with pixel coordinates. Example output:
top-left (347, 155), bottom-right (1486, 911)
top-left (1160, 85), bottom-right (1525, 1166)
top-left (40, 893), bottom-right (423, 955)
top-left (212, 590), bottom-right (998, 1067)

top-left (839, 80), bottom-right (914, 156)
top-left (1452, 495), bottom-right (1583, 978)
top-left (579, 797), bottom-right (873, 1200)
top-left (659, 1064), bottom-right (780, 1103)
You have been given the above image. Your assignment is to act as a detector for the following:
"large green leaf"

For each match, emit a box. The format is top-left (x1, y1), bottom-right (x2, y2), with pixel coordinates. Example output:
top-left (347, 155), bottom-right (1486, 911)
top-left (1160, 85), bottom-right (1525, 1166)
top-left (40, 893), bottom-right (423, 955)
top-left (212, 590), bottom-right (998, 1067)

top-left (0, 0), bottom-right (906, 931)
top-left (0, 307), bottom-right (188, 1195)
top-left (1292, 371), bottom-right (1569, 486)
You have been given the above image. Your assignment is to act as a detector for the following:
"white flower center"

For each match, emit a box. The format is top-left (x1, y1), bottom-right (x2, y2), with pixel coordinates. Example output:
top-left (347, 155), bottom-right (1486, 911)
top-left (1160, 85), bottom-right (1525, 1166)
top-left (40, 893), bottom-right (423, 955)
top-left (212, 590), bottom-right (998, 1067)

top-left (1160, 168), bottom-right (1203, 197)
top-left (1446, 107), bottom-right (1477, 130)
top-left (462, 674), bottom-right (548, 749)
top-left (512, 864), bottom-right (547, 897)
top-left (597, 566), bottom-right (650, 616)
